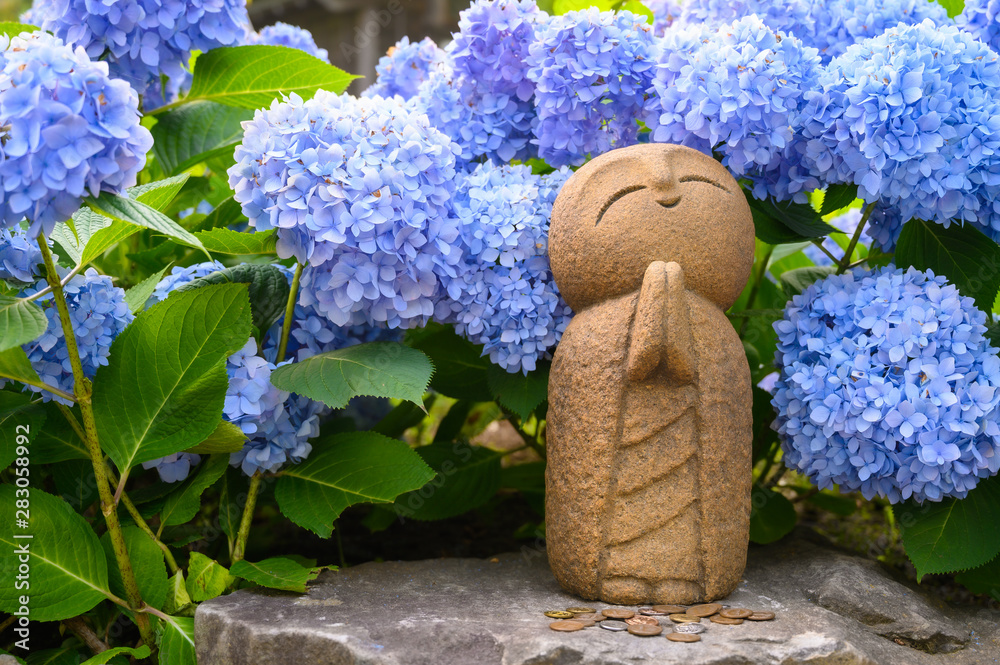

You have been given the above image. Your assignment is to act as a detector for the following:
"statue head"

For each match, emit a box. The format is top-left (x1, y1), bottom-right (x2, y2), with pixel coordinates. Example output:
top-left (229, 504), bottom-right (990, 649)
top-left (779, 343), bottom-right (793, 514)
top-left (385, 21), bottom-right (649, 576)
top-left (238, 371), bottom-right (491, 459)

top-left (549, 143), bottom-right (755, 312)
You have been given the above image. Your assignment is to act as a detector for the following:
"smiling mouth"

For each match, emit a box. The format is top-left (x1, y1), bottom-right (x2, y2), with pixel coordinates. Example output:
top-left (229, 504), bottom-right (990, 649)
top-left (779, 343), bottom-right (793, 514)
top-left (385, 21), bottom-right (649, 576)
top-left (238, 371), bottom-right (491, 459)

top-left (658, 198), bottom-right (681, 209)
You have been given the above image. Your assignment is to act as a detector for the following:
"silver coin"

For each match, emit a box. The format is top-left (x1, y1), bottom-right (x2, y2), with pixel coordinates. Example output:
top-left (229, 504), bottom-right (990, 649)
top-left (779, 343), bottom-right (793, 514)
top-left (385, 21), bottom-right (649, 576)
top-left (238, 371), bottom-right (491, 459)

top-left (599, 620), bottom-right (628, 632)
top-left (674, 623), bottom-right (707, 634)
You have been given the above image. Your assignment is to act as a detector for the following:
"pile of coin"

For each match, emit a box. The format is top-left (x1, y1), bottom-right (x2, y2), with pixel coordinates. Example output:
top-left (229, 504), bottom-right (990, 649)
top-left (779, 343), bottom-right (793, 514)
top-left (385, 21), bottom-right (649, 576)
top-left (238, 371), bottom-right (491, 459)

top-left (544, 603), bottom-right (776, 643)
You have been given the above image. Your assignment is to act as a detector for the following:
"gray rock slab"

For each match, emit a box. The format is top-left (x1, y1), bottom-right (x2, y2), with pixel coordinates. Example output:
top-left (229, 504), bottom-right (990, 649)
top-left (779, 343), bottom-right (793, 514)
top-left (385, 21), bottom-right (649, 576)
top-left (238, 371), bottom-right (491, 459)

top-left (196, 532), bottom-right (1000, 665)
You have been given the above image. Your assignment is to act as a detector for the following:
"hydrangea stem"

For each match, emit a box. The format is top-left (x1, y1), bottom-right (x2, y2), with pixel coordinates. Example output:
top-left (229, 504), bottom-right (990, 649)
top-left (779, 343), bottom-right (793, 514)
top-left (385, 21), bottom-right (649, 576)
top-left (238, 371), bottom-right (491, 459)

top-left (836, 202), bottom-right (875, 274)
top-left (276, 262), bottom-right (303, 364)
top-left (36, 235), bottom-right (155, 649)
top-left (738, 245), bottom-right (774, 338)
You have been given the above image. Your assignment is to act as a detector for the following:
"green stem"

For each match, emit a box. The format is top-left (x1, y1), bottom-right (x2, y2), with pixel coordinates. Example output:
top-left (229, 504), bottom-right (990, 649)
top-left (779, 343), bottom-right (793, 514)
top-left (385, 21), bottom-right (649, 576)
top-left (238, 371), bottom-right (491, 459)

top-left (16, 377), bottom-right (76, 403)
top-left (55, 403), bottom-right (87, 443)
top-left (810, 239), bottom-right (840, 264)
top-left (511, 418), bottom-right (546, 459)
top-left (107, 465), bottom-right (180, 574)
top-left (231, 473), bottom-right (261, 564)
top-left (837, 202), bottom-right (875, 275)
top-left (756, 441), bottom-right (781, 486)
top-left (739, 245), bottom-right (774, 338)
top-left (36, 235), bottom-right (155, 649)
top-left (276, 262), bottom-right (303, 364)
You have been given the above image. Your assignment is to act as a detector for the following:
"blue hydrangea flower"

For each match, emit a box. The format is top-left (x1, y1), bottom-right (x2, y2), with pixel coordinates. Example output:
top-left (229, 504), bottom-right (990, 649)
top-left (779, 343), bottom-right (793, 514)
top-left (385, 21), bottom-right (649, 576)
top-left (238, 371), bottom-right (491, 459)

top-left (30, 0), bottom-right (250, 96)
top-left (678, 0), bottom-right (812, 37)
top-left (644, 17), bottom-right (823, 203)
top-left (801, 21), bottom-right (1000, 248)
top-left (958, 0), bottom-right (1000, 53)
top-left (527, 9), bottom-right (657, 167)
top-left (142, 452), bottom-right (201, 483)
top-left (229, 92), bottom-right (461, 329)
top-left (433, 162), bottom-right (573, 373)
top-left (646, 0), bottom-right (682, 35)
top-left (802, 208), bottom-right (863, 267)
top-left (363, 36), bottom-right (445, 100)
top-left (0, 226), bottom-right (46, 283)
top-left (805, 0), bottom-right (950, 63)
top-left (253, 22), bottom-right (329, 63)
top-left (0, 32), bottom-right (152, 236)
top-left (772, 266), bottom-right (1000, 503)
top-left (20, 268), bottom-right (133, 404)
top-left (148, 261), bottom-right (226, 304)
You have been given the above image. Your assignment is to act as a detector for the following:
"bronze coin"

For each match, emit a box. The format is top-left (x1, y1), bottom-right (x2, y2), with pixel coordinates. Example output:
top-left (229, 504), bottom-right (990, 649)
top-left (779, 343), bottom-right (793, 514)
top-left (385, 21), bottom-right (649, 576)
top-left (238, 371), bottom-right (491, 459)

top-left (710, 615), bottom-right (744, 625)
top-left (652, 604), bottom-right (687, 614)
top-left (747, 611), bottom-right (775, 621)
top-left (625, 615), bottom-right (659, 626)
top-left (545, 611), bottom-right (575, 619)
top-left (572, 613), bottom-right (602, 621)
top-left (687, 603), bottom-right (722, 617)
top-left (549, 620), bottom-right (585, 632)
top-left (628, 624), bottom-right (663, 637)
top-left (668, 614), bottom-right (701, 624)
top-left (667, 632), bottom-right (701, 643)
top-left (601, 608), bottom-right (635, 620)
top-left (720, 608), bottom-right (753, 619)
top-left (572, 619), bottom-right (597, 628)
top-left (566, 606), bottom-right (596, 614)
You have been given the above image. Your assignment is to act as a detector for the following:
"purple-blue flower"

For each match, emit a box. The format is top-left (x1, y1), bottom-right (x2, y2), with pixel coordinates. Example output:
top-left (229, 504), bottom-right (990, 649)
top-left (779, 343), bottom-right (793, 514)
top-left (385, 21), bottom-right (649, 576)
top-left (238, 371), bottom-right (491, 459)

top-left (142, 452), bottom-right (201, 483)
top-left (363, 36), bottom-right (445, 100)
top-left (805, 0), bottom-right (950, 62)
top-left (0, 226), bottom-right (47, 283)
top-left (645, 0), bottom-right (682, 35)
top-left (958, 0), bottom-right (1000, 53)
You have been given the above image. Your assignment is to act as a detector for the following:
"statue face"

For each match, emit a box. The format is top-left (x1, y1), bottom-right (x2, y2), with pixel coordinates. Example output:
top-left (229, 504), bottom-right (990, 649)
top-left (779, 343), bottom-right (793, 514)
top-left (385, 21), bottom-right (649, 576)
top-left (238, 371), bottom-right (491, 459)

top-left (549, 143), bottom-right (755, 312)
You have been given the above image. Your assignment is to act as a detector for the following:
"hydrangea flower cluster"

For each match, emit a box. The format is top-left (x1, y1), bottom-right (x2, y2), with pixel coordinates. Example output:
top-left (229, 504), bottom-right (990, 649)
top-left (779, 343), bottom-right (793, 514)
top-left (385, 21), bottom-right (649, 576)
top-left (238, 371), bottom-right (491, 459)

top-left (801, 21), bottom-right (1000, 248)
top-left (526, 9), bottom-right (656, 167)
top-left (805, 0), bottom-right (950, 62)
top-left (148, 261), bottom-right (226, 304)
top-left (30, 0), bottom-right (250, 95)
top-left (434, 162), bottom-right (572, 373)
top-left (957, 0), bottom-right (1000, 53)
top-left (772, 266), bottom-right (1000, 503)
top-left (678, 0), bottom-right (812, 38)
top-left (644, 17), bottom-right (823, 202)
top-left (253, 22), bottom-right (330, 63)
top-left (646, 0), bottom-right (682, 35)
top-left (20, 268), bottom-right (133, 405)
top-left (0, 226), bottom-right (45, 283)
top-left (364, 37), bottom-right (446, 100)
top-left (229, 92), bottom-right (461, 329)
top-left (0, 32), bottom-right (152, 236)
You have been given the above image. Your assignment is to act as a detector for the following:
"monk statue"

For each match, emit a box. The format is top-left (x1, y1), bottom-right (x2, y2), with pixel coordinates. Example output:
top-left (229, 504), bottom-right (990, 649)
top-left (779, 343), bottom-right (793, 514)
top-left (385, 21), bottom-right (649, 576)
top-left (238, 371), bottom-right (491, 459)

top-left (545, 143), bottom-right (755, 605)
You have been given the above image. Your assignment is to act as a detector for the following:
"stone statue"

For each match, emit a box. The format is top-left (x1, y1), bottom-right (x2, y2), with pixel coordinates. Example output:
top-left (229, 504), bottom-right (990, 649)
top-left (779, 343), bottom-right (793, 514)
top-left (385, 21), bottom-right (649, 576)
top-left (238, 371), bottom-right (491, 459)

top-left (545, 143), bottom-right (755, 605)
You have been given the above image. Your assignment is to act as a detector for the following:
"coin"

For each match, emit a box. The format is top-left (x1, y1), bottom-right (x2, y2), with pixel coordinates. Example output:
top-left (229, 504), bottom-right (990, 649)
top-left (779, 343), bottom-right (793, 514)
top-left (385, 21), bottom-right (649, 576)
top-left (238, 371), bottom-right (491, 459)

top-left (652, 604), bottom-right (687, 614)
top-left (545, 611), bottom-right (575, 619)
top-left (599, 620), bottom-right (628, 631)
top-left (572, 613), bottom-right (602, 621)
top-left (628, 624), bottom-right (663, 637)
top-left (747, 611), bottom-right (775, 621)
top-left (549, 620), bottom-right (585, 632)
top-left (674, 623), bottom-right (707, 634)
top-left (566, 607), bottom-right (596, 614)
top-left (687, 603), bottom-right (722, 617)
top-left (638, 607), bottom-right (669, 616)
top-left (710, 615), bottom-right (744, 625)
top-left (720, 608), bottom-right (753, 619)
top-left (667, 632), bottom-right (701, 643)
top-left (601, 608), bottom-right (635, 620)
top-left (572, 619), bottom-right (597, 628)
top-left (668, 613), bottom-right (701, 623)
top-left (625, 615), bottom-right (659, 626)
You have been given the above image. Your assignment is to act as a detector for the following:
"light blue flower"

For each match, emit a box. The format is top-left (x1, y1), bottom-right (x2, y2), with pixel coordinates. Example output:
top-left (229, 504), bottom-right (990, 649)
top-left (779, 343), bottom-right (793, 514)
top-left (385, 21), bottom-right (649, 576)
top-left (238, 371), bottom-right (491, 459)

top-left (0, 226), bottom-right (47, 283)
top-left (142, 453), bottom-right (201, 483)
top-left (958, 0), bottom-right (1000, 53)
top-left (363, 36), bottom-right (445, 100)
top-left (252, 22), bottom-right (329, 62)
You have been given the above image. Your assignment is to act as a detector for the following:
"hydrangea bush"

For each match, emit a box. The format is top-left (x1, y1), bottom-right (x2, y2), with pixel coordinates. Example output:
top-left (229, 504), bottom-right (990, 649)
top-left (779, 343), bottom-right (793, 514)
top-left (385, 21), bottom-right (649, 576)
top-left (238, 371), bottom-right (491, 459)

top-left (3, 0), bottom-right (1000, 660)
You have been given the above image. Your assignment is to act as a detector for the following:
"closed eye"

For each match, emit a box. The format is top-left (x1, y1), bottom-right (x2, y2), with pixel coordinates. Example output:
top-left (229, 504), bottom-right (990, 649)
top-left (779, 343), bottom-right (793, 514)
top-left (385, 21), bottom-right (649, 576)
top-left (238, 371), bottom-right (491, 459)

top-left (596, 185), bottom-right (646, 226)
top-left (679, 174), bottom-right (729, 193)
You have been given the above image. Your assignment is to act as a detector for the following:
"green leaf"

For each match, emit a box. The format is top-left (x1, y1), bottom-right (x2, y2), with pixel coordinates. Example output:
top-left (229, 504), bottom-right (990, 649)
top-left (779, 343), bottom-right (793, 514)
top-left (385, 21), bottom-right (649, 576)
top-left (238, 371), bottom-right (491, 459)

top-left (751, 387), bottom-right (778, 464)
top-left (192, 196), bottom-right (247, 233)
top-left (123, 266), bottom-right (169, 314)
top-left (25, 645), bottom-right (78, 665)
top-left (218, 467), bottom-right (247, 540)
top-left (80, 646), bottom-right (151, 665)
top-left (0, 487), bottom-right (110, 620)
top-left (898, 476), bottom-right (1000, 580)
top-left (805, 491), bottom-right (857, 517)
top-left (371, 399), bottom-right (431, 438)
top-left (819, 184), bottom-right (858, 216)
top-left (749, 485), bottom-right (797, 545)
top-left (159, 454), bottom-right (229, 526)
top-left (127, 174), bottom-right (191, 212)
top-left (151, 101), bottom-right (253, 175)
top-left (186, 420), bottom-right (246, 454)
top-left (895, 219), bottom-right (1000, 311)
top-left (955, 555), bottom-right (1000, 601)
top-left (229, 556), bottom-right (324, 593)
top-left (0, 296), bottom-right (48, 352)
top-left (93, 284), bottom-right (252, 470)
top-left (500, 461), bottom-right (546, 515)
top-left (175, 263), bottom-right (288, 335)
top-left (614, 0), bottom-right (654, 19)
top-left (275, 432), bottom-right (435, 538)
top-left (748, 195), bottom-right (840, 244)
top-left (778, 265), bottom-right (837, 298)
top-left (158, 615), bottom-right (196, 665)
top-left (395, 442), bottom-right (503, 521)
top-left (33, 402), bottom-right (88, 463)
top-left (100, 526), bottom-right (168, 610)
top-left (487, 363), bottom-right (549, 421)
top-left (163, 571), bottom-right (194, 616)
top-left (0, 392), bottom-right (42, 469)
top-left (52, 460), bottom-right (98, 511)
top-left (0, 22), bottom-right (39, 37)
top-left (270, 342), bottom-right (434, 410)
top-left (85, 192), bottom-right (207, 255)
top-left (185, 552), bottom-right (230, 602)
top-left (553, 0), bottom-right (614, 12)
top-left (196, 228), bottom-right (277, 255)
top-left (183, 45), bottom-right (358, 110)
top-left (433, 400), bottom-right (474, 443)
top-left (0, 347), bottom-right (41, 387)
top-left (936, 0), bottom-right (965, 18)
top-left (405, 323), bottom-right (492, 402)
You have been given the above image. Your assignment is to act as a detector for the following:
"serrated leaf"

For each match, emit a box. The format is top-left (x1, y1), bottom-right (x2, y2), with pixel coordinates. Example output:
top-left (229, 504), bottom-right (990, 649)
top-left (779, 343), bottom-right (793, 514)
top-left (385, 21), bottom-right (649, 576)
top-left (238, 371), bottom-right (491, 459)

top-left (159, 454), bottom-right (229, 526)
top-left (185, 552), bottom-right (230, 602)
top-left (93, 284), bottom-right (252, 470)
top-left (895, 219), bottom-right (1000, 311)
top-left (748, 194), bottom-right (840, 244)
top-left (955, 555), bottom-right (1000, 601)
top-left (0, 296), bottom-right (48, 352)
top-left (0, 22), bottom-right (39, 37)
top-left (86, 192), bottom-right (207, 255)
top-left (124, 266), bottom-right (169, 314)
top-left (270, 342), bottom-right (434, 410)
top-left (275, 432), bottom-right (435, 538)
top-left (749, 484), bottom-right (797, 544)
top-left (196, 228), bottom-right (277, 255)
top-left (163, 571), bottom-right (194, 616)
top-left (898, 476), bottom-right (1000, 580)
top-left (820, 184), bottom-right (858, 216)
top-left (371, 399), bottom-right (431, 438)
top-left (0, 487), bottom-right (110, 620)
top-left (395, 442), bottom-right (503, 521)
top-left (158, 615), bottom-right (196, 665)
top-left (229, 556), bottom-right (324, 593)
top-left (151, 101), bottom-right (253, 175)
top-left (192, 196), bottom-right (247, 233)
top-left (175, 263), bottom-right (288, 335)
top-left (100, 525), bottom-right (168, 610)
top-left (182, 45), bottom-right (358, 109)
top-left (186, 420), bottom-right (246, 454)
top-left (486, 363), bottom-right (549, 421)
top-left (127, 174), bottom-right (191, 212)
top-left (80, 645), bottom-right (151, 665)
top-left (779, 265), bottom-right (837, 298)
top-left (405, 323), bottom-right (492, 402)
